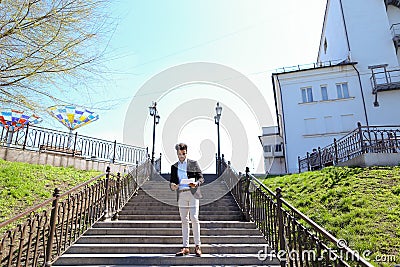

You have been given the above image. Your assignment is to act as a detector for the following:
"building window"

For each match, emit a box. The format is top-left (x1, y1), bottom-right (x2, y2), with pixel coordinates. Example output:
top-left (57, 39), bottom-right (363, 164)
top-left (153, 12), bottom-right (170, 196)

top-left (321, 85), bottom-right (328, 101)
top-left (275, 144), bottom-right (282, 152)
top-left (324, 116), bottom-right (334, 133)
top-left (264, 145), bottom-right (271, 153)
top-left (340, 114), bottom-right (355, 131)
top-left (336, 83), bottom-right (350, 99)
top-left (304, 118), bottom-right (318, 135)
top-left (301, 87), bottom-right (313, 103)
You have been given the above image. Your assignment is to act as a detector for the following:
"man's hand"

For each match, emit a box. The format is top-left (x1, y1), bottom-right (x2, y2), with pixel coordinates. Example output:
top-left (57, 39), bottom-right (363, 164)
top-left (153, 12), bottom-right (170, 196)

top-left (189, 182), bottom-right (198, 188)
top-left (170, 183), bottom-right (179, 191)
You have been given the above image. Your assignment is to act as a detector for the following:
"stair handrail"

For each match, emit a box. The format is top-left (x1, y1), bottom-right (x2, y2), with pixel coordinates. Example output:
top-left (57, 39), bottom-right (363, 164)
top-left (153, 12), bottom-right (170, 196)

top-left (0, 159), bottom-right (152, 267)
top-left (224, 163), bottom-right (374, 267)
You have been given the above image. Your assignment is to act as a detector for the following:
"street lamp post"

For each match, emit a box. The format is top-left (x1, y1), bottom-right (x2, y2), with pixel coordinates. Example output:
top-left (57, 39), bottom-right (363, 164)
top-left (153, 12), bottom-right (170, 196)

top-left (149, 102), bottom-right (160, 165)
top-left (214, 102), bottom-right (222, 176)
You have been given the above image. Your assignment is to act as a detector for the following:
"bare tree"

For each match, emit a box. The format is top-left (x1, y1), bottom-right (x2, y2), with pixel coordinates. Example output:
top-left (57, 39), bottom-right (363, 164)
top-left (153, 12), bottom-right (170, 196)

top-left (0, 0), bottom-right (113, 112)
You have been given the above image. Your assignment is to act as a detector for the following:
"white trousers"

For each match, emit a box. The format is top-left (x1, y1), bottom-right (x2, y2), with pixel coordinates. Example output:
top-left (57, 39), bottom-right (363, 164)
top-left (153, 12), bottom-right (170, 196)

top-left (178, 190), bottom-right (201, 247)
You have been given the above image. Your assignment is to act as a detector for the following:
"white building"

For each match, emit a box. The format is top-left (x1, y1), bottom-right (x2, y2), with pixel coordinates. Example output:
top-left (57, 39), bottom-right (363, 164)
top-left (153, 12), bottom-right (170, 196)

top-left (258, 126), bottom-right (285, 175)
top-left (268, 0), bottom-right (400, 173)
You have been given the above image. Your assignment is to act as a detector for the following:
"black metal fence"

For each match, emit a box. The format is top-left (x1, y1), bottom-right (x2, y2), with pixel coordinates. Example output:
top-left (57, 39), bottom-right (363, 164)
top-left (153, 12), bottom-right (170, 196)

top-left (0, 125), bottom-right (147, 164)
top-left (0, 160), bottom-right (152, 267)
top-left (224, 164), bottom-right (373, 267)
top-left (298, 122), bottom-right (400, 172)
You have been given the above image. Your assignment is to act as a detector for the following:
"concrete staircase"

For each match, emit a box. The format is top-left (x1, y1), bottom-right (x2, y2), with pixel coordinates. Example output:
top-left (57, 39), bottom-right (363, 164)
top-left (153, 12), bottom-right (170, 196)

top-left (53, 174), bottom-right (279, 266)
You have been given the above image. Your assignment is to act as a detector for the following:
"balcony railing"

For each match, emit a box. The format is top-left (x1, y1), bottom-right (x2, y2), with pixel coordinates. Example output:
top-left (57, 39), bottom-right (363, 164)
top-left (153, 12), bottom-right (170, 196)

top-left (369, 67), bottom-right (400, 93)
top-left (0, 125), bottom-right (147, 165)
top-left (298, 122), bottom-right (400, 172)
top-left (390, 22), bottom-right (400, 41)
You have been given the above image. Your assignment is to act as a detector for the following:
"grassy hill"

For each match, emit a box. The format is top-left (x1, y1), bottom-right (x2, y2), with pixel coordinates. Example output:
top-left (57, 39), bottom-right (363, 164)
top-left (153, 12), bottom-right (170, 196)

top-left (261, 166), bottom-right (400, 266)
top-left (0, 159), bottom-right (102, 224)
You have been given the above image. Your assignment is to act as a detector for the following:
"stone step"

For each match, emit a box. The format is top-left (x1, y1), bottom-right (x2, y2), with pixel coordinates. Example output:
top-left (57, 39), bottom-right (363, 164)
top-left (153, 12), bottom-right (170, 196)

top-left (76, 235), bottom-right (267, 244)
top-left (53, 253), bottom-right (278, 266)
top-left (118, 210), bottom-right (242, 216)
top-left (129, 193), bottom-right (236, 199)
top-left (86, 227), bottom-right (261, 236)
top-left (122, 205), bottom-right (240, 211)
top-left (93, 221), bottom-right (258, 229)
top-left (64, 243), bottom-right (271, 254)
top-left (124, 200), bottom-right (238, 207)
top-left (129, 192), bottom-right (235, 197)
top-left (117, 214), bottom-right (244, 221)
top-left (130, 197), bottom-right (237, 204)
top-left (137, 187), bottom-right (231, 192)
top-left (53, 265), bottom-right (276, 267)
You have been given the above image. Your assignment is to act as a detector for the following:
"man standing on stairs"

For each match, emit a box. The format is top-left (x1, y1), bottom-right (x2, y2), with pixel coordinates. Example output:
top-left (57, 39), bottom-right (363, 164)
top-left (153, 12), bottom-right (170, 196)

top-left (170, 143), bottom-right (204, 257)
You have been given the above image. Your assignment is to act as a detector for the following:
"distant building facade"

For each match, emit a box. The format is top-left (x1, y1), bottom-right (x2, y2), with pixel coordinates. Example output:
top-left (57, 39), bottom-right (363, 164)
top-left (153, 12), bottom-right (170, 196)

top-left (259, 126), bottom-right (286, 175)
top-left (269, 0), bottom-right (400, 173)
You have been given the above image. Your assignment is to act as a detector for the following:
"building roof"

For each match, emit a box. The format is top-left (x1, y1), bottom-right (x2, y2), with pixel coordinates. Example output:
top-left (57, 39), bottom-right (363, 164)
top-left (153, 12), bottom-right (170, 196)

top-left (272, 60), bottom-right (357, 76)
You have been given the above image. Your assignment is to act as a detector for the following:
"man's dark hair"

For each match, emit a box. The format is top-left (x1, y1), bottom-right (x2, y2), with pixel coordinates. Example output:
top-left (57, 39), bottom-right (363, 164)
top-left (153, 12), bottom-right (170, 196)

top-left (175, 143), bottom-right (187, 151)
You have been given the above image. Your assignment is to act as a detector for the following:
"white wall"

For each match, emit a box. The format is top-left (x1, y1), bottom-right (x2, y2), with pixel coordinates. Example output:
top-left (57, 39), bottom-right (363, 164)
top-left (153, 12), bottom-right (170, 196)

top-left (259, 131), bottom-right (285, 174)
top-left (276, 65), bottom-right (367, 173)
top-left (318, 0), bottom-right (349, 63)
top-left (265, 157), bottom-right (286, 175)
top-left (342, 0), bottom-right (398, 70)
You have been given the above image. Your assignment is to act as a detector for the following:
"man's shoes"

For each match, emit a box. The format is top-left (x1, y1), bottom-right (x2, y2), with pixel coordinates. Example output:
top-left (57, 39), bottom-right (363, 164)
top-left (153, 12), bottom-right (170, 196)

top-left (195, 245), bottom-right (202, 257)
top-left (175, 247), bottom-right (190, 256)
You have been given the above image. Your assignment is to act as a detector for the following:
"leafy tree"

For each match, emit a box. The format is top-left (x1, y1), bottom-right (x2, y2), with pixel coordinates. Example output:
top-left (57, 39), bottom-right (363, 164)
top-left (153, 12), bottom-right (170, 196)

top-left (0, 0), bottom-right (112, 112)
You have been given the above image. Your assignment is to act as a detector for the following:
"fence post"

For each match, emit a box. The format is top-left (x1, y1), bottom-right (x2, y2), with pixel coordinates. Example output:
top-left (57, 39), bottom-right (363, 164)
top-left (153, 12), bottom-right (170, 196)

top-left (112, 140), bottom-right (117, 163)
top-left (318, 146), bottom-right (322, 169)
top-left (358, 122), bottom-right (365, 153)
top-left (45, 188), bottom-right (60, 266)
top-left (113, 172), bottom-right (121, 220)
top-left (276, 187), bottom-right (286, 267)
top-left (298, 156), bottom-right (301, 173)
top-left (102, 166), bottom-right (111, 220)
top-left (135, 160), bottom-right (139, 193)
top-left (22, 123), bottom-right (30, 150)
top-left (244, 167), bottom-right (251, 222)
top-left (215, 153), bottom-right (218, 175)
top-left (159, 153), bottom-right (162, 173)
top-left (72, 131), bottom-right (78, 157)
top-left (334, 138), bottom-right (338, 165)
top-left (306, 152), bottom-right (310, 171)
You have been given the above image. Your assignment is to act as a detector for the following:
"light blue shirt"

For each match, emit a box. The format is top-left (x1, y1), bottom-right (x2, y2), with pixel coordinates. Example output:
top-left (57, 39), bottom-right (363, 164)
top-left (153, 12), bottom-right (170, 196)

top-left (178, 159), bottom-right (189, 190)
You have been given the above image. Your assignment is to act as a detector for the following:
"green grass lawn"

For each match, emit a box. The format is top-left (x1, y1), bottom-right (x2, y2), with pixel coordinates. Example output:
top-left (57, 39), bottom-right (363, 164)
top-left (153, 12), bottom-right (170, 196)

top-left (261, 166), bottom-right (400, 266)
top-left (0, 159), bottom-right (102, 224)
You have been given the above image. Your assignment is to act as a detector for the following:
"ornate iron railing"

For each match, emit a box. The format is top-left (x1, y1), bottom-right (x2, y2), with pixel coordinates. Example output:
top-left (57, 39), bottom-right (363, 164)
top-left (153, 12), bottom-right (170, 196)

top-left (0, 125), bottom-right (147, 164)
top-left (0, 160), bottom-right (152, 267)
top-left (224, 164), bottom-right (373, 267)
top-left (298, 122), bottom-right (400, 172)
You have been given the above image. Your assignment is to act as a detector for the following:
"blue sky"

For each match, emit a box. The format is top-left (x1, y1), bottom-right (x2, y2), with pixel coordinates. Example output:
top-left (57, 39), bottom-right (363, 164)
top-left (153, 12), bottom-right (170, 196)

top-left (44, 0), bottom-right (327, 173)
